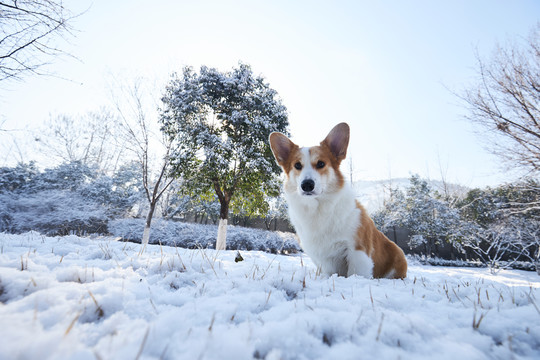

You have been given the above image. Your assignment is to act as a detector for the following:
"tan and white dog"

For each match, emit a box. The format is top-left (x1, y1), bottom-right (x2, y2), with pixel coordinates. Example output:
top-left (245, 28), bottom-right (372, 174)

top-left (269, 123), bottom-right (407, 279)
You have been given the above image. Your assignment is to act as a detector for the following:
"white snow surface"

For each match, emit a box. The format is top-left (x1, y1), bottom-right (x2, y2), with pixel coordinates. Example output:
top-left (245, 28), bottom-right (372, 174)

top-left (1, 232), bottom-right (539, 360)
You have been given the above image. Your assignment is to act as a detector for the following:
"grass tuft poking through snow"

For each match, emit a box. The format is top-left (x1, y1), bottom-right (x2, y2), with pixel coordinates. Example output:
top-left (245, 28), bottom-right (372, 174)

top-left (0, 232), bottom-right (539, 359)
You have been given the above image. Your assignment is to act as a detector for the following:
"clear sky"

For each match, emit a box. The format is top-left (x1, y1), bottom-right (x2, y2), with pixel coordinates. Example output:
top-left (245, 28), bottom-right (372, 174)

top-left (1, 0), bottom-right (539, 188)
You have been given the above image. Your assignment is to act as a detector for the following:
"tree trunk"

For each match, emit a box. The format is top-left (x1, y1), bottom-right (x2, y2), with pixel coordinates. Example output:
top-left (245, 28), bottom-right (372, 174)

top-left (216, 218), bottom-right (228, 251)
top-left (216, 199), bottom-right (230, 251)
top-left (142, 202), bottom-right (156, 246)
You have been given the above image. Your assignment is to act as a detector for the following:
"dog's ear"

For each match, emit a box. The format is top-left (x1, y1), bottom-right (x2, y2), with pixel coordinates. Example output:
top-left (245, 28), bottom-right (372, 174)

top-left (322, 122), bottom-right (350, 162)
top-left (269, 132), bottom-right (295, 166)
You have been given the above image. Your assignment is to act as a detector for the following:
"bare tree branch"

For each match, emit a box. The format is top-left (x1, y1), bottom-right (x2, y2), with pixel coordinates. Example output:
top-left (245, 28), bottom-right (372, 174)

top-left (35, 110), bottom-right (127, 174)
top-left (0, 0), bottom-right (80, 82)
top-left (460, 25), bottom-right (540, 174)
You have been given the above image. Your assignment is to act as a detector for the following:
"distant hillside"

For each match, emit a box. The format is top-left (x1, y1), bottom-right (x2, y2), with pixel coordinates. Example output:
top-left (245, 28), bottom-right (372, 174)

top-left (352, 178), bottom-right (470, 213)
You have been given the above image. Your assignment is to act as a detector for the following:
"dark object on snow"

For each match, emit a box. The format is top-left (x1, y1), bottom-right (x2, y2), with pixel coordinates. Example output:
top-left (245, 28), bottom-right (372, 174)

top-left (235, 251), bottom-right (244, 263)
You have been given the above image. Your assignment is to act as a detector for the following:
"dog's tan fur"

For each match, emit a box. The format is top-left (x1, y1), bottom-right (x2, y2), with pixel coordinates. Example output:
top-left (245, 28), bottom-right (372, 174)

top-left (355, 201), bottom-right (407, 278)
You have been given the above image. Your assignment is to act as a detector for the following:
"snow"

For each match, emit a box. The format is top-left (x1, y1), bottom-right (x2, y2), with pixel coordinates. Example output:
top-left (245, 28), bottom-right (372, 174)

top-left (1, 232), bottom-right (539, 360)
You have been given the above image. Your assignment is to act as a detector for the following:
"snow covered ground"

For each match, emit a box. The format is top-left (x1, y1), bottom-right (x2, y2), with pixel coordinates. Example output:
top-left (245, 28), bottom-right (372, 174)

top-left (1, 232), bottom-right (539, 360)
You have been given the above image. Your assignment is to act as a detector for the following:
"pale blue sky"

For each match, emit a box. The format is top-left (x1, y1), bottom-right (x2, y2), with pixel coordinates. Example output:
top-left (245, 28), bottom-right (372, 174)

top-left (1, 0), bottom-right (539, 187)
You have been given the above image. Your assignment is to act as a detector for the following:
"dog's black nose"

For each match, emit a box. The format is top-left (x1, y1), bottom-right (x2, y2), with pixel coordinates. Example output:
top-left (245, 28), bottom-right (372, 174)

top-left (301, 179), bottom-right (315, 193)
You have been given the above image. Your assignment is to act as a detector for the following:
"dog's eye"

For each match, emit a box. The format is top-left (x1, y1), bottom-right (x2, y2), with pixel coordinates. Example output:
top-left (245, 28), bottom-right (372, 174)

top-left (316, 160), bottom-right (325, 169)
top-left (294, 162), bottom-right (302, 170)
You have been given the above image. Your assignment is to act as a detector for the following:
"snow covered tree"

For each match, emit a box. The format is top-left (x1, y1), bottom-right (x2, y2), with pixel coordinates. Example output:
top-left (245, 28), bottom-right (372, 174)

top-left (458, 181), bottom-right (540, 272)
top-left (160, 64), bottom-right (289, 250)
top-left (0, 162), bottom-right (39, 193)
top-left (0, 161), bottom-right (148, 235)
top-left (506, 217), bottom-right (540, 273)
top-left (31, 160), bottom-right (94, 192)
top-left (372, 185), bottom-right (407, 233)
top-left (0, 161), bottom-right (106, 234)
top-left (404, 176), bottom-right (462, 248)
top-left (459, 181), bottom-right (540, 228)
top-left (374, 175), bottom-right (540, 271)
top-left (78, 162), bottom-right (144, 216)
top-left (399, 177), bottom-right (460, 250)
top-left (455, 219), bottom-right (531, 274)
top-left (264, 191), bottom-right (289, 231)
top-left (373, 175), bottom-right (464, 256)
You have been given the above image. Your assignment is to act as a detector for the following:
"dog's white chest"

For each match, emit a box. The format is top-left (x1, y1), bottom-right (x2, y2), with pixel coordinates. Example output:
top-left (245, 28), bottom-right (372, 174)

top-left (286, 188), bottom-right (370, 277)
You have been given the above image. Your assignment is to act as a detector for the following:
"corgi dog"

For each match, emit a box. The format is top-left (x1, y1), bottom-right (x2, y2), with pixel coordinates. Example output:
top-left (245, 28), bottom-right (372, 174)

top-left (269, 123), bottom-right (407, 279)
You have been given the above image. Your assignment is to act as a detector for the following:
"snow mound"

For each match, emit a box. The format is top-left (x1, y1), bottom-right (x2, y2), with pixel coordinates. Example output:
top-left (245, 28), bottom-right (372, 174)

top-left (0, 232), bottom-right (539, 359)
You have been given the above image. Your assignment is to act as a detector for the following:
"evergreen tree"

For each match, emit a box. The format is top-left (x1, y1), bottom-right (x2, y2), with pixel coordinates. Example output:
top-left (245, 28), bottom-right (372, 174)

top-left (160, 64), bottom-right (289, 249)
top-left (374, 175), bottom-right (462, 253)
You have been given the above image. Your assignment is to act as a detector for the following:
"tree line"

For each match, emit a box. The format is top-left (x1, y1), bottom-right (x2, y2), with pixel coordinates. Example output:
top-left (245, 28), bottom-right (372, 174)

top-left (2, 160), bottom-right (539, 272)
top-left (0, 159), bottom-right (288, 236)
top-left (373, 175), bottom-right (540, 273)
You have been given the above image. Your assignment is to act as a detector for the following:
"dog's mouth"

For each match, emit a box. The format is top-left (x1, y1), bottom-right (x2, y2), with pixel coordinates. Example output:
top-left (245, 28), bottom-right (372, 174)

top-left (301, 191), bottom-right (316, 196)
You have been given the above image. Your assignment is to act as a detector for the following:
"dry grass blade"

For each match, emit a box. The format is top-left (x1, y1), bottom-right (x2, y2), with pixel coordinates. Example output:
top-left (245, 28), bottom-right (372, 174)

top-left (198, 247), bottom-right (218, 277)
top-left (88, 290), bottom-right (104, 319)
top-left (264, 290), bottom-right (272, 308)
top-left (376, 314), bottom-right (385, 341)
top-left (208, 314), bottom-right (216, 332)
top-left (135, 327), bottom-right (150, 360)
top-left (472, 310), bottom-right (488, 330)
top-left (525, 292), bottom-right (540, 316)
top-left (138, 243), bottom-right (147, 256)
top-left (64, 312), bottom-right (81, 336)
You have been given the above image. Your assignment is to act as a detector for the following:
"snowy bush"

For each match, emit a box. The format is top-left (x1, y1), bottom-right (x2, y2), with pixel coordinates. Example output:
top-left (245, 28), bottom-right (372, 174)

top-left (0, 190), bottom-right (108, 235)
top-left (109, 218), bottom-right (301, 254)
top-left (0, 162), bottom-right (39, 193)
top-left (0, 161), bottom-right (147, 235)
top-left (30, 161), bottom-right (95, 192)
top-left (457, 182), bottom-right (540, 273)
top-left (77, 163), bottom-right (144, 216)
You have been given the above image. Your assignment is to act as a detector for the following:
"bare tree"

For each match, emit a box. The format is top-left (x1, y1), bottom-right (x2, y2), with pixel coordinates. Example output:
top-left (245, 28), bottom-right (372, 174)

top-left (0, 118), bottom-right (26, 163)
top-left (461, 25), bottom-right (540, 174)
top-left (515, 219), bottom-right (540, 274)
top-left (111, 77), bottom-right (175, 251)
top-left (0, 0), bottom-right (78, 82)
top-left (36, 109), bottom-right (127, 173)
top-left (457, 222), bottom-right (529, 275)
